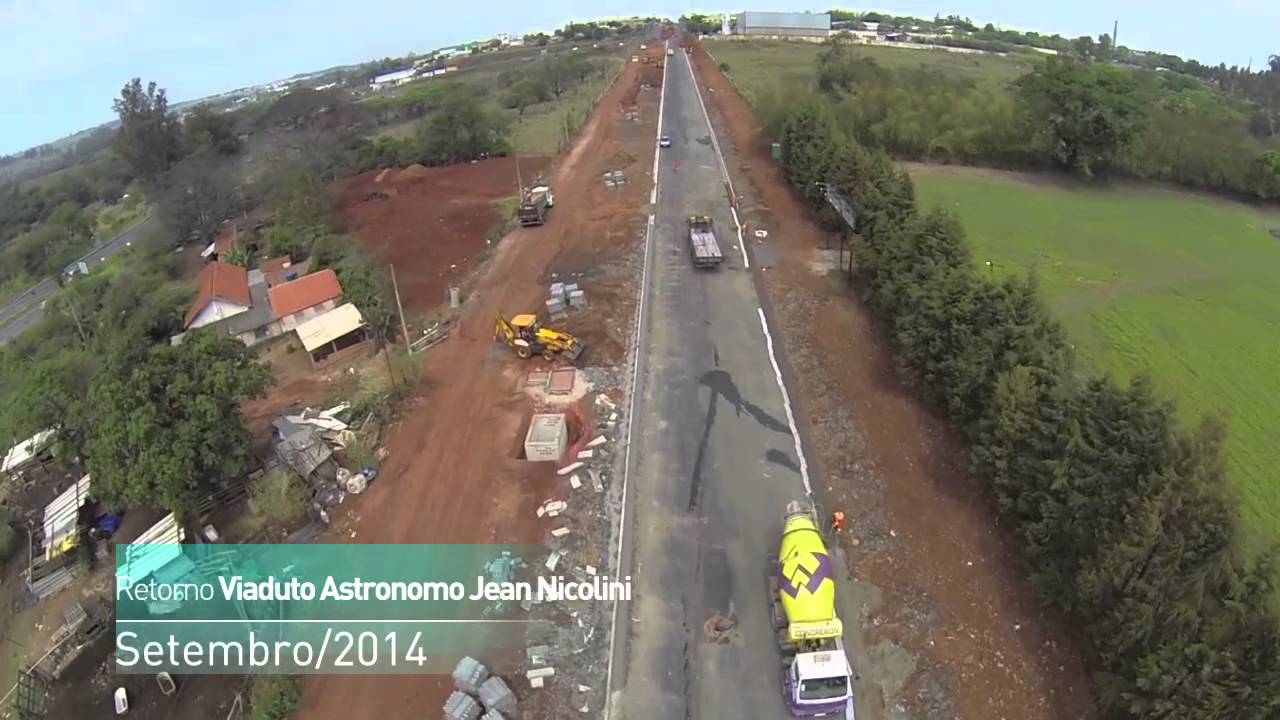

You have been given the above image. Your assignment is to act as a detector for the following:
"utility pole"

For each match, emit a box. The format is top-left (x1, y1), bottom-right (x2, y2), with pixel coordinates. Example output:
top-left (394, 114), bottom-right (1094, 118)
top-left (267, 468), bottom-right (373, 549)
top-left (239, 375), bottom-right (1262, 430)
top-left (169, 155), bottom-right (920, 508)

top-left (514, 154), bottom-right (524, 199)
top-left (388, 264), bottom-right (411, 350)
top-left (1112, 20), bottom-right (1118, 51)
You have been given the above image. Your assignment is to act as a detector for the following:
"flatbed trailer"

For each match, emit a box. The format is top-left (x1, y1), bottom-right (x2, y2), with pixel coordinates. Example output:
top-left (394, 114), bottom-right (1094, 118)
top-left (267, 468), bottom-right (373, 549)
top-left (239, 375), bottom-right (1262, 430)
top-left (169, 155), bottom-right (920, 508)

top-left (687, 215), bottom-right (723, 267)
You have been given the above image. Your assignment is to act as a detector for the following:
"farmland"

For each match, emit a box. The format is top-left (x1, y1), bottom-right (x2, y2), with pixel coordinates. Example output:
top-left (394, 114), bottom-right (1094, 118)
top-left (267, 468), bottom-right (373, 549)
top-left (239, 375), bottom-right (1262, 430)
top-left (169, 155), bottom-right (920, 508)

top-left (912, 165), bottom-right (1280, 552)
top-left (705, 37), bottom-right (1034, 102)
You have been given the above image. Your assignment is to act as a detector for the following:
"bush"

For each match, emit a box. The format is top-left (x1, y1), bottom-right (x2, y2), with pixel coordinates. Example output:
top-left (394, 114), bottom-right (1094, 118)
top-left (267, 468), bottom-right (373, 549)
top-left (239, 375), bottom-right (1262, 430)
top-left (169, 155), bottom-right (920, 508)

top-left (249, 470), bottom-right (309, 527)
top-left (718, 62), bottom-right (730, 73)
top-left (250, 675), bottom-right (300, 720)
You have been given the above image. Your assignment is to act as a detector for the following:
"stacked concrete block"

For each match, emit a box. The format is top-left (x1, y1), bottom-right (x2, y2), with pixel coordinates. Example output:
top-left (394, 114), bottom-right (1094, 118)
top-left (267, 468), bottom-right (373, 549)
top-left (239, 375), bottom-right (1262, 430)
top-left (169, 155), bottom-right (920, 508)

top-left (480, 712), bottom-right (507, 720)
top-left (452, 656), bottom-right (489, 695)
top-left (547, 282), bottom-right (569, 320)
top-left (443, 691), bottom-right (483, 720)
top-left (478, 676), bottom-right (517, 716)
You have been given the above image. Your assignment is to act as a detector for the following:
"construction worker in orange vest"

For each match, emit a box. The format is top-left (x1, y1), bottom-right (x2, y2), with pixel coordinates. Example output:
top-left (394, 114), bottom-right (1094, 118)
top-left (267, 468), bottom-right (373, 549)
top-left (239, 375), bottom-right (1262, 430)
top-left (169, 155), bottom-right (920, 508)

top-left (832, 511), bottom-right (846, 534)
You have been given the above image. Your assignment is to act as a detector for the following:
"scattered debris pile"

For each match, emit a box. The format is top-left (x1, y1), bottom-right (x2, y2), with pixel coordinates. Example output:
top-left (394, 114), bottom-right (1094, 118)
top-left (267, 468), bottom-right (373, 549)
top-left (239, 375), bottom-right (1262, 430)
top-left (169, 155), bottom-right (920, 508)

top-left (515, 389), bottom-right (623, 715)
top-left (271, 402), bottom-right (383, 520)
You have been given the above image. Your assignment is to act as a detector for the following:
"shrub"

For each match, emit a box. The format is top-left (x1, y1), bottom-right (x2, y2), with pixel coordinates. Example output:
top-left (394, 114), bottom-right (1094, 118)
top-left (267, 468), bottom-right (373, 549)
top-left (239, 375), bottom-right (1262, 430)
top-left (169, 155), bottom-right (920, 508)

top-left (249, 470), bottom-right (309, 527)
top-left (718, 61), bottom-right (730, 73)
top-left (250, 675), bottom-right (300, 720)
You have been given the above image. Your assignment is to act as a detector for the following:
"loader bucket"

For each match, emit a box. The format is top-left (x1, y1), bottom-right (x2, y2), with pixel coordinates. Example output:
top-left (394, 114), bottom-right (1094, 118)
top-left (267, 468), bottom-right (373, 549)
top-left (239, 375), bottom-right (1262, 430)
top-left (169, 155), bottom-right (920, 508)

top-left (565, 342), bottom-right (585, 363)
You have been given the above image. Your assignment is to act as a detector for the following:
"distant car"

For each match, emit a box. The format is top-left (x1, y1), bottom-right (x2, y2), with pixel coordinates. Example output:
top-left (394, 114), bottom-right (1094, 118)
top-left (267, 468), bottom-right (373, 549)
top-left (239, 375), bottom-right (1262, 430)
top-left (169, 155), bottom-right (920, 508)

top-left (659, 135), bottom-right (671, 148)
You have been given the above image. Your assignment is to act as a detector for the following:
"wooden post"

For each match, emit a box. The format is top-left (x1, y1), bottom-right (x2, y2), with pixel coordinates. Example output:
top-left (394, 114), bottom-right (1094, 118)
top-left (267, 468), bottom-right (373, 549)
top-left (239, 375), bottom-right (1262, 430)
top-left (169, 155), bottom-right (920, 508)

top-left (388, 264), bottom-right (410, 349)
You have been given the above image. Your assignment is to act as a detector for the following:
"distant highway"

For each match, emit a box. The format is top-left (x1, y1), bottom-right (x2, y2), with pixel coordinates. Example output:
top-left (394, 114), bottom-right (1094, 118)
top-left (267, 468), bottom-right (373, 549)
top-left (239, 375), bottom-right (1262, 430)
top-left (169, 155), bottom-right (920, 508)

top-left (0, 216), bottom-right (154, 347)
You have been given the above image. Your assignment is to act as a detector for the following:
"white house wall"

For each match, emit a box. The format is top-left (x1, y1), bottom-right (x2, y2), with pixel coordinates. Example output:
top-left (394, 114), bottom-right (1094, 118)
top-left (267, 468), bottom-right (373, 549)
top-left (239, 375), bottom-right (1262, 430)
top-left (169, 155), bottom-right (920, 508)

top-left (190, 300), bottom-right (250, 330)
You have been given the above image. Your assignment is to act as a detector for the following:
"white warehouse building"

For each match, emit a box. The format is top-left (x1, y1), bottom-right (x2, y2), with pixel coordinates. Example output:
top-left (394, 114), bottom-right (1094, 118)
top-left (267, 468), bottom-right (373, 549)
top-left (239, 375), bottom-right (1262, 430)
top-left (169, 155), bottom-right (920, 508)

top-left (731, 11), bottom-right (831, 38)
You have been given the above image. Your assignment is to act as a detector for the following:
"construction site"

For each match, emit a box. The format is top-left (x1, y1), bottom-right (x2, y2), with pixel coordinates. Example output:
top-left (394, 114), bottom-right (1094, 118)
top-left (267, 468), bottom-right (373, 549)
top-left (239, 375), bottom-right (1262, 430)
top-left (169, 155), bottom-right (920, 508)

top-left (0, 20), bottom-right (1104, 720)
top-left (292, 41), bottom-right (668, 720)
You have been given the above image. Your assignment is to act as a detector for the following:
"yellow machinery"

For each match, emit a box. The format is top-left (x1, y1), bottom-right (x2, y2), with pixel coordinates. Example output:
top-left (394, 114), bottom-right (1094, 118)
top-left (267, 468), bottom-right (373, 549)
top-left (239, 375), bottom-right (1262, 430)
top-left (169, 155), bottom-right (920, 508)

top-left (495, 314), bottom-right (585, 363)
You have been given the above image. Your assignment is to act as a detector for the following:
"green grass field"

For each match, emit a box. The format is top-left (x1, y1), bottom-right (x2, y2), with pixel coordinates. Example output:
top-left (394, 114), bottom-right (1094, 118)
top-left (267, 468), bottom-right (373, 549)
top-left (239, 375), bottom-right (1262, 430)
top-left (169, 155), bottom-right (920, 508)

top-left (912, 167), bottom-right (1280, 552)
top-left (705, 38), bottom-right (1035, 105)
top-left (511, 57), bottom-right (624, 155)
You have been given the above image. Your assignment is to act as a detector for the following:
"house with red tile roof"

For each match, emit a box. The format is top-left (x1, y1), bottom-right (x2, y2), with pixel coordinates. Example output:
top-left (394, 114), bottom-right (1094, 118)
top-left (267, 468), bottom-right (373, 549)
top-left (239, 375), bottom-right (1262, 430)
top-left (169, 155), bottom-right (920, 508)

top-left (184, 262), bottom-right (253, 329)
top-left (267, 268), bottom-right (344, 334)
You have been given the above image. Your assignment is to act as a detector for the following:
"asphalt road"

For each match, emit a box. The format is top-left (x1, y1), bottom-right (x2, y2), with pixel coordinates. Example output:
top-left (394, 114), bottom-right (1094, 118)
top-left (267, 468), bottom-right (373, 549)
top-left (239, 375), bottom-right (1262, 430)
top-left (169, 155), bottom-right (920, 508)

top-left (614, 45), bottom-right (825, 719)
top-left (0, 216), bottom-right (153, 347)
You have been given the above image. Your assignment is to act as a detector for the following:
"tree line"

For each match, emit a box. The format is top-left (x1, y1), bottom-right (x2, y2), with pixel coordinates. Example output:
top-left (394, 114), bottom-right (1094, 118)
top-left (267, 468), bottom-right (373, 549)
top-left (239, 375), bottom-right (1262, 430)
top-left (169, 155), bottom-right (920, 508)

top-left (799, 39), bottom-right (1280, 199)
top-left (777, 93), bottom-right (1280, 718)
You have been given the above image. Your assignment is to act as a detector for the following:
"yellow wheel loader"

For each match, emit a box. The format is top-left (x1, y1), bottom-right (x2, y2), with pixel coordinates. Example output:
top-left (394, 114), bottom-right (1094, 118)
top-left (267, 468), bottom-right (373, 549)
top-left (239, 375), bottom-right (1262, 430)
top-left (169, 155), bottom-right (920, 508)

top-left (494, 314), bottom-right (585, 363)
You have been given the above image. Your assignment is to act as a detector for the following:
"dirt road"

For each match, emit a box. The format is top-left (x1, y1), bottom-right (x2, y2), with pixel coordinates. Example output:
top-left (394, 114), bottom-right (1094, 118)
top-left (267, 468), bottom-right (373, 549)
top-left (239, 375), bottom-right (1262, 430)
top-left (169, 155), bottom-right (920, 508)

top-left (688, 40), bottom-right (1098, 720)
top-left (294, 48), bottom-right (661, 720)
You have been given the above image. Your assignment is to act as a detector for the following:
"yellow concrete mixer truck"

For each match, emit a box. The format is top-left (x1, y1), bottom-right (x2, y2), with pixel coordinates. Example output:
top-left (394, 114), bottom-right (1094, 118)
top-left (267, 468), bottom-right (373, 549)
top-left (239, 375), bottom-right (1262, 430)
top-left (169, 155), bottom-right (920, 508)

top-left (769, 500), bottom-right (856, 718)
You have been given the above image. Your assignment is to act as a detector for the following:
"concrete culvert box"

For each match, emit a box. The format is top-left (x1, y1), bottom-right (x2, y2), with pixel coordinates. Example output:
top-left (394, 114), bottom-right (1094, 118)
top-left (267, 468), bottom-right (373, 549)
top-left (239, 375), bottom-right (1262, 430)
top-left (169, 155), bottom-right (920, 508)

top-left (478, 676), bottom-right (517, 715)
top-left (452, 656), bottom-right (489, 695)
top-left (443, 690), bottom-right (483, 720)
top-left (525, 414), bottom-right (568, 462)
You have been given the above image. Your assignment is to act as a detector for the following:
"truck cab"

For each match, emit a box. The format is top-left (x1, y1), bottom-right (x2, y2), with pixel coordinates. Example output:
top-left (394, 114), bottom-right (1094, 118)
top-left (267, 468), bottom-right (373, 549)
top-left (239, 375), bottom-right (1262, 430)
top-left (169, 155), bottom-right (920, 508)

top-left (783, 645), bottom-right (854, 718)
top-left (518, 185), bottom-right (554, 226)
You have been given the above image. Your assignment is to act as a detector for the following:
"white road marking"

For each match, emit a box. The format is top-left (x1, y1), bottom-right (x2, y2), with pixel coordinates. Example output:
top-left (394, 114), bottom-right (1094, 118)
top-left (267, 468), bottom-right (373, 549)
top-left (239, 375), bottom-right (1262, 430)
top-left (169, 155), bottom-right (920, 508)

top-left (729, 206), bottom-right (749, 268)
top-left (757, 307), bottom-right (813, 496)
top-left (604, 36), bottom-right (669, 720)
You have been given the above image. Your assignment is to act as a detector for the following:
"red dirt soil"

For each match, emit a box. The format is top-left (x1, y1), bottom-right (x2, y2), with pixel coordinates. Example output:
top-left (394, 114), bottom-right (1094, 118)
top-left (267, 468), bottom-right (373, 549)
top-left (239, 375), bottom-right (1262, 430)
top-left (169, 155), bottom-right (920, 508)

top-left (335, 156), bottom-right (549, 313)
top-left (294, 45), bottom-right (660, 720)
top-left (689, 41), bottom-right (1098, 720)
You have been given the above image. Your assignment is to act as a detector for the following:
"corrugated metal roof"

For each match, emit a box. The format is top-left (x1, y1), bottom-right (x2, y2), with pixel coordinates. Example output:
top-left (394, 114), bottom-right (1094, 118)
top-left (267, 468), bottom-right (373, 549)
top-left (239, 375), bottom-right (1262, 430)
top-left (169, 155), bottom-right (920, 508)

top-left (120, 513), bottom-right (186, 583)
top-left (2, 429), bottom-right (56, 473)
top-left (43, 475), bottom-right (91, 559)
top-left (737, 11), bottom-right (831, 30)
top-left (296, 303), bottom-right (364, 352)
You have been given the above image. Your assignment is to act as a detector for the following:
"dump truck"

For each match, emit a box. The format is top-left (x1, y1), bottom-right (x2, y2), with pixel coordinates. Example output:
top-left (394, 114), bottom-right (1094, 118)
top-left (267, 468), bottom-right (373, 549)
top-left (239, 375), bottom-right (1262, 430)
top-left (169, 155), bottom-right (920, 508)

top-left (495, 313), bottom-right (584, 363)
top-left (769, 501), bottom-right (856, 718)
top-left (687, 215), bottom-right (723, 267)
top-left (518, 185), bottom-right (555, 227)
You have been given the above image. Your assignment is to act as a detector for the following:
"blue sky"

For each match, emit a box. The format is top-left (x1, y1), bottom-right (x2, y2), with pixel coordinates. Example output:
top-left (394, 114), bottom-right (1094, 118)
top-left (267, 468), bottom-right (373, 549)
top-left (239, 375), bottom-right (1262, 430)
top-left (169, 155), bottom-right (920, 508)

top-left (2, 0), bottom-right (1277, 155)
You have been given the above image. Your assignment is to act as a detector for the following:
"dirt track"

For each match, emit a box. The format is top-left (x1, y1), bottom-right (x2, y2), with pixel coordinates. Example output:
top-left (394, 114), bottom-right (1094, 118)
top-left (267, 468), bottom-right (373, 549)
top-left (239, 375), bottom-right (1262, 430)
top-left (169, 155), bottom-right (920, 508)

top-left (689, 41), bottom-right (1098, 720)
top-left (294, 47), bottom-right (661, 720)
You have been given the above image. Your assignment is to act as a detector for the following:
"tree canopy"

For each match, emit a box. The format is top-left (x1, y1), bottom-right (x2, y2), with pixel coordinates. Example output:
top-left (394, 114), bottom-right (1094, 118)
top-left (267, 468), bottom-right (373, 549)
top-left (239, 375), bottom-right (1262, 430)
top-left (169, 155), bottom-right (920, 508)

top-left (85, 332), bottom-right (271, 515)
top-left (113, 78), bottom-right (182, 180)
top-left (1017, 58), bottom-right (1147, 177)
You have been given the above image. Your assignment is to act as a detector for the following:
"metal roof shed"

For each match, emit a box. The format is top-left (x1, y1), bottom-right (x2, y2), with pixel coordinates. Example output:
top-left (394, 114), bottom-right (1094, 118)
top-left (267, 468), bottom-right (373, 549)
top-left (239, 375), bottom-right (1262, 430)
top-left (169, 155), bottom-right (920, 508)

top-left (295, 303), bottom-right (366, 364)
top-left (42, 475), bottom-right (91, 560)
top-left (2, 429), bottom-right (56, 475)
top-left (119, 513), bottom-right (186, 584)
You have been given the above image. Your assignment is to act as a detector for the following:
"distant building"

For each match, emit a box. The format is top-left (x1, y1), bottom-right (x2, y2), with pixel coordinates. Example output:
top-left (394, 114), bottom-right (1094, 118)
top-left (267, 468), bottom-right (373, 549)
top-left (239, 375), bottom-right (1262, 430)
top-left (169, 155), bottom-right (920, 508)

top-left (731, 11), bottom-right (831, 38)
top-left (370, 68), bottom-right (416, 88)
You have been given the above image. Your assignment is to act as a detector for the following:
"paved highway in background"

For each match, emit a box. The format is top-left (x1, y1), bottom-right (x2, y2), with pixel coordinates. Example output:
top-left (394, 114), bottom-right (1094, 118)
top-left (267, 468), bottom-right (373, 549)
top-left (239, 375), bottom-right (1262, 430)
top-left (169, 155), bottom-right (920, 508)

top-left (0, 216), bottom-right (153, 347)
